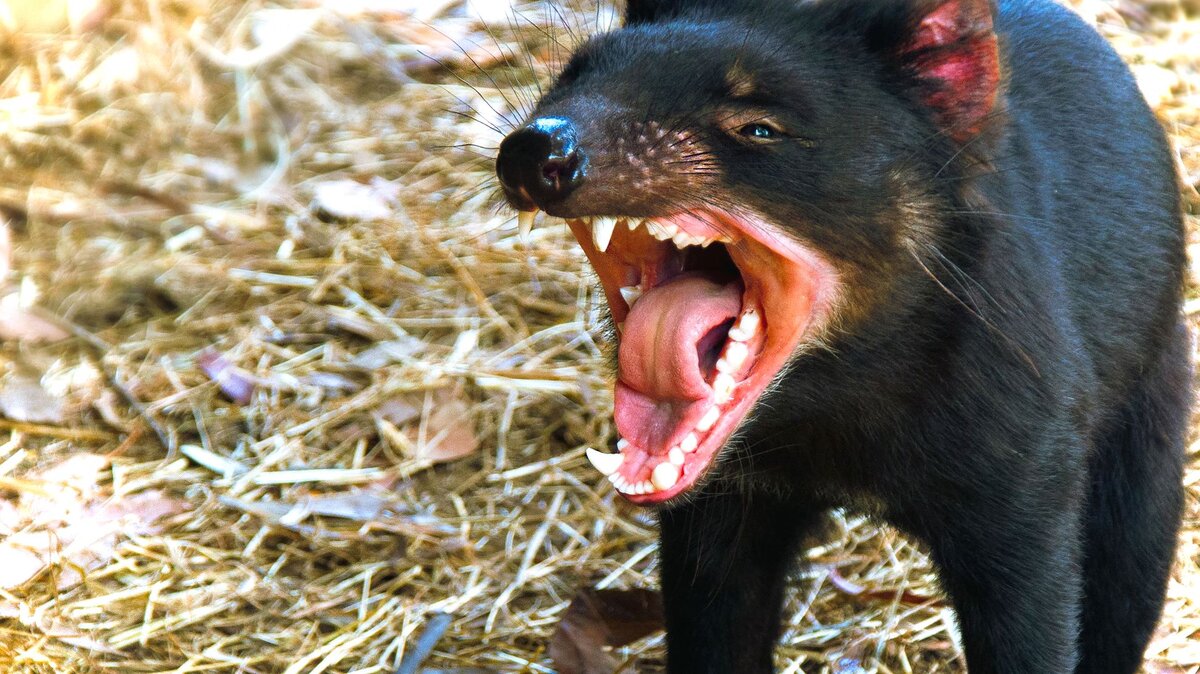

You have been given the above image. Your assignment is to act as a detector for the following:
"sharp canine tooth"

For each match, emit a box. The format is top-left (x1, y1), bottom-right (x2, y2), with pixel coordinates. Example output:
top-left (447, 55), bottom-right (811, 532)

top-left (620, 286), bottom-right (642, 308)
top-left (652, 462), bottom-right (681, 490)
top-left (518, 210), bottom-right (537, 242)
top-left (586, 447), bottom-right (624, 476)
top-left (680, 433), bottom-right (698, 453)
top-left (592, 216), bottom-right (617, 252)
top-left (697, 406), bottom-right (720, 431)
top-left (669, 447), bottom-right (685, 465)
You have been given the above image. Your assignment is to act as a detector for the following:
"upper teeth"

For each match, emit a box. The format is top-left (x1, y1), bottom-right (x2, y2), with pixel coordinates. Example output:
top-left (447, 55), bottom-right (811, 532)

top-left (573, 216), bottom-right (729, 250)
top-left (517, 210), bottom-right (537, 243)
top-left (592, 216), bottom-right (618, 252)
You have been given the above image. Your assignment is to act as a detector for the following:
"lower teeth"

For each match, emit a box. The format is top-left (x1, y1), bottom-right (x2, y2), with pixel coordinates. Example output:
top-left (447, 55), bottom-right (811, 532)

top-left (601, 305), bottom-right (762, 494)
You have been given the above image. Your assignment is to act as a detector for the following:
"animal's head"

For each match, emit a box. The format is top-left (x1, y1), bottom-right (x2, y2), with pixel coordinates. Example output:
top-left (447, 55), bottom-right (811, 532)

top-left (495, 0), bottom-right (1002, 503)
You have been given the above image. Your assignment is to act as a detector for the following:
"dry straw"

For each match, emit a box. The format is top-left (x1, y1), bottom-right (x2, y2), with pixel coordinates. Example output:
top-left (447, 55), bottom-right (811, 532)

top-left (0, 0), bottom-right (1195, 672)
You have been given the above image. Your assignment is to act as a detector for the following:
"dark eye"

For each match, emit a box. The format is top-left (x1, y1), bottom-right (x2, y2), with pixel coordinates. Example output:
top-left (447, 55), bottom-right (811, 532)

top-left (732, 120), bottom-right (788, 144)
top-left (740, 123), bottom-right (776, 139)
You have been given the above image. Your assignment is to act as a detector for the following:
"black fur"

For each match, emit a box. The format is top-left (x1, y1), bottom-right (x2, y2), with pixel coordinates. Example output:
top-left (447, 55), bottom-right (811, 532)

top-left (501, 0), bottom-right (1190, 671)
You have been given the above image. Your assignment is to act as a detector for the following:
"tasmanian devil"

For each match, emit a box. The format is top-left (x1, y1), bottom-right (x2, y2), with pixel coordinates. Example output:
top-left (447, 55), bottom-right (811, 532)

top-left (493, 0), bottom-right (1190, 671)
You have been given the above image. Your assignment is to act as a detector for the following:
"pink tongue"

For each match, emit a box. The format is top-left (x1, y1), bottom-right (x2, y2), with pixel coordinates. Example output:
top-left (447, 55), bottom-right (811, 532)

top-left (616, 274), bottom-right (742, 450)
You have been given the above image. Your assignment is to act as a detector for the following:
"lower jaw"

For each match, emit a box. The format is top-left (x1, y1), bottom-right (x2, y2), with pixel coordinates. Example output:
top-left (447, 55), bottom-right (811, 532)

top-left (607, 298), bottom-right (776, 505)
top-left (605, 254), bottom-right (833, 504)
top-left (618, 370), bottom-right (767, 504)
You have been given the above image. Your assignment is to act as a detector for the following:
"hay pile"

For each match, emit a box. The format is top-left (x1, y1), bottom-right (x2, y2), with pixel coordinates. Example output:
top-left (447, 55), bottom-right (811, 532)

top-left (0, 1), bottom-right (1195, 672)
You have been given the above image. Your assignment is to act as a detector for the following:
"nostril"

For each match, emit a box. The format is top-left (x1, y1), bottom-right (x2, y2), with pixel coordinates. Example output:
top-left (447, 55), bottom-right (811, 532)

top-left (495, 116), bottom-right (585, 208)
top-left (542, 152), bottom-right (580, 186)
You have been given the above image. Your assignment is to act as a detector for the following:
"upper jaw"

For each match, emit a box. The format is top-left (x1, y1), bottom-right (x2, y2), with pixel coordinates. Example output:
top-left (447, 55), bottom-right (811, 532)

top-left (517, 210), bottom-right (732, 254)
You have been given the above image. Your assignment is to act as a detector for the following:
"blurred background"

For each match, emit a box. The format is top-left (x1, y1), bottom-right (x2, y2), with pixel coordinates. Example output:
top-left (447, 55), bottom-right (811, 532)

top-left (0, 0), bottom-right (1195, 672)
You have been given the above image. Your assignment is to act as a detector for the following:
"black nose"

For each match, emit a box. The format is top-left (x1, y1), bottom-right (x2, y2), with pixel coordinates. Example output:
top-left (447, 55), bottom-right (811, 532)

top-left (496, 117), bottom-right (585, 209)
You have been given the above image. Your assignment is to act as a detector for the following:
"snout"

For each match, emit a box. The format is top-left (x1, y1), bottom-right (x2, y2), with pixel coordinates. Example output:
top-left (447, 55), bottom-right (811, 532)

top-left (496, 117), bottom-right (586, 211)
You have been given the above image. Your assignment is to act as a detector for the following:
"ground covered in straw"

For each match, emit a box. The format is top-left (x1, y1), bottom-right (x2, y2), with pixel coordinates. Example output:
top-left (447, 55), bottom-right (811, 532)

top-left (0, 1), bottom-right (1196, 672)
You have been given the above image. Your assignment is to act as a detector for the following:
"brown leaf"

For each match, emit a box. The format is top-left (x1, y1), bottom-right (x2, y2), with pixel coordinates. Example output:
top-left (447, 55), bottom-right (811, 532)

top-left (418, 394), bottom-right (479, 464)
top-left (301, 371), bottom-right (364, 394)
top-left (0, 198), bottom-right (62, 341)
top-left (549, 588), bottom-right (664, 674)
top-left (0, 375), bottom-right (65, 424)
top-left (374, 397), bottom-right (420, 426)
top-left (198, 348), bottom-right (255, 404)
top-left (0, 489), bottom-right (187, 589)
top-left (311, 178), bottom-right (398, 222)
top-left (296, 489), bottom-right (394, 521)
top-left (0, 295), bottom-right (69, 343)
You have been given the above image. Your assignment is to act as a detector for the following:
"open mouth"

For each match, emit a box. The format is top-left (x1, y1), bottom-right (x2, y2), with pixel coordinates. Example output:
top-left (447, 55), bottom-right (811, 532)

top-left (534, 208), bottom-right (838, 505)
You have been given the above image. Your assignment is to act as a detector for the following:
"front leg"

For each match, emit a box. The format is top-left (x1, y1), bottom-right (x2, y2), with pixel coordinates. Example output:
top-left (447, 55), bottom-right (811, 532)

top-left (909, 487), bottom-right (1085, 674)
top-left (659, 493), bottom-right (819, 674)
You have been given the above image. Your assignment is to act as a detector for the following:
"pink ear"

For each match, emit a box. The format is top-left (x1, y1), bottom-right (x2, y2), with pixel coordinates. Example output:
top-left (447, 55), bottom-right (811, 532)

top-left (901, 0), bottom-right (1000, 143)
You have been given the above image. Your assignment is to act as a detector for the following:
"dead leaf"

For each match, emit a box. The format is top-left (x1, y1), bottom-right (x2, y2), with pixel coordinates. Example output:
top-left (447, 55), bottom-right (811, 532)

top-left (218, 493), bottom-right (458, 539)
top-left (0, 376), bottom-right (65, 424)
top-left (416, 393), bottom-right (479, 464)
top-left (0, 294), bottom-right (70, 343)
top-left (0, 489), bottom-right (187, 589)
top-left (77, 45), bottom-right (140, 99)
top-left (198, 348), bottom-right (255, 404)
top-left (295, 489), bottom-right (394, 521)
top-left (311, 178), bottom-right (398, 222)
top-left (374, 397), bottom-right (420, 426)
top-left (301, 371), bottom-right (363, 394)
top-left (549, 588), bottom-right (664, 674)
top-left (0, 544), bottom-right (49, 591)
